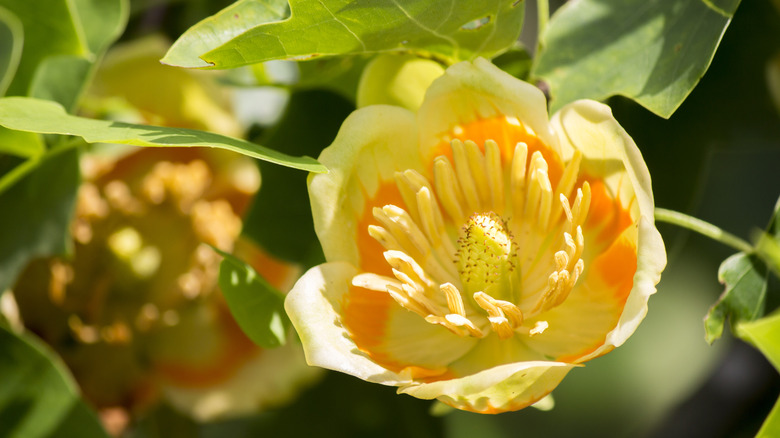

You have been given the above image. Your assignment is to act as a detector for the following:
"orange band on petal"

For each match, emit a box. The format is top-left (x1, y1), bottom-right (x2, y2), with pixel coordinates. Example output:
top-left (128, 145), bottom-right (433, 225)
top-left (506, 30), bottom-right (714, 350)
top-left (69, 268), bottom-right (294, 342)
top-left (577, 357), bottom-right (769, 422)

top-left (357, 182), bottom-right (408, 276)
top-left (583, 179), bottom-right (634, 247)
top-left (429, 116), bottom-right (564, 185)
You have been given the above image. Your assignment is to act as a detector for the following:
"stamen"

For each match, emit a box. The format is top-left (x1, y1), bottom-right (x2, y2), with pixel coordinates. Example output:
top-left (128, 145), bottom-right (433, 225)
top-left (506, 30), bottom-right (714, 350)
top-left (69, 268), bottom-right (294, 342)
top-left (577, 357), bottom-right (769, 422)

top-left (451, 139), bottom-right (481, 212)
top-left (484, 140), bottom-right (505, 212)
top-left (551, 150), bottom-right (582, 225)
top-left (434, 156), bottom-right (466, 223)
top-left (464, 140), bottom-right (491, 206)
top-left (441, 283), bottom-right (466, 316)
top-left (511, 142), bottom-right (529, 215)
top-left (384, 250), bottom-right (435, 290)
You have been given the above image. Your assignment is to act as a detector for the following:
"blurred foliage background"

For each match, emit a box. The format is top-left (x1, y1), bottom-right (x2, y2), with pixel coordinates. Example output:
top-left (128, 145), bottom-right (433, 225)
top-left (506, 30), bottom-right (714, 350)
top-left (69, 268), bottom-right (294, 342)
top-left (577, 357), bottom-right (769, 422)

top-left (1, 0), bottom-right (779, 437)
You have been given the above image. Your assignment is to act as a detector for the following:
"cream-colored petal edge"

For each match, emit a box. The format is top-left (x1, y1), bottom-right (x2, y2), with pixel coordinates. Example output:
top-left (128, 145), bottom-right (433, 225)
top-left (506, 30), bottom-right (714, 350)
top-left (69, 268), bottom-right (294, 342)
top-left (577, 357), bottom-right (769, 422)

top-left (417, 58), bottom-right (559, 157)
top-left (308, 105), bottom-right (420, 265)
top-left (285, 261), bottom-right (411, 386)
top-left (551, 100), bottom-right (667, 358)
top-left (399, 360), bottom-right (575, 414)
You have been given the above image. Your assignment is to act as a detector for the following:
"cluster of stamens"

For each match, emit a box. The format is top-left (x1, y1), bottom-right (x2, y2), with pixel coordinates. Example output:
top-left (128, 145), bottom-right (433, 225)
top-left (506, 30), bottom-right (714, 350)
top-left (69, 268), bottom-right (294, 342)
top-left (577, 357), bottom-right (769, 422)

top-left (353, 131), bottom-right (592, 340)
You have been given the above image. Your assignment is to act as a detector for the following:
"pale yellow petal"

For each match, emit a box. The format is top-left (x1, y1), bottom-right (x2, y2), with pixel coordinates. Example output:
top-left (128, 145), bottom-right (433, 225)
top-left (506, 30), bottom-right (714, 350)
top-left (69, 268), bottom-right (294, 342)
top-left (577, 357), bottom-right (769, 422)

top-left (400, 360), bottom-right (574, 414)
top-left (285, 261), bottom-right (410, 385)
top-left (308, 106), bottom-right (420, 266)
top-left (417, 58), bottom-right (558, 157)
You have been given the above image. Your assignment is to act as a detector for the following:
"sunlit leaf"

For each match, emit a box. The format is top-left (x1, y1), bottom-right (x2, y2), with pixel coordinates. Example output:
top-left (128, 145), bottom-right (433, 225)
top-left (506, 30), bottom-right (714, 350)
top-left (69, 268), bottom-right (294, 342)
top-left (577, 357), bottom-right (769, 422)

top-left (0, 0), bottom-right (127, 107)
top-left (162, 0), bottom-right (290, 68)
top-left (0, 5), bottom-right (22, 96)
top-left (214, 247), bottom-right (290, 349)
top-left (0, 147), bottom-right (79, 293)
top-left (0, 97), bottom-right (326, 173)
top-left (533, 0), bottom-right (740, 118)
top-left (704, 252), bottom-right (768, 344)
top-left (163, 0), bottom-right (524, 69)
top-left (0, 324), bottom-right (108, 437)
top-left (736, 312), bottom-right (780, 438)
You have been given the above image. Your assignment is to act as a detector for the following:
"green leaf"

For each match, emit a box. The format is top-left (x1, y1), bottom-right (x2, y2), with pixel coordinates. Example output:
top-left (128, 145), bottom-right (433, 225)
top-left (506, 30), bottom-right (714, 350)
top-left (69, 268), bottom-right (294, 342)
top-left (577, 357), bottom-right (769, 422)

top-left (29, 56), bottom-right (92, 111)
top-left (704, 252), bottom-right (768, 344)
top-left (0, 0), bottom-right (127, 106)
top-left (243, 89), bottom-right (354, 266)
top-left (0, 128), bottom-right (43, 158)
top-left (736, 312), bottom-right (780, 438)
top-left (214, 247), bottom-right (290, 349)
top-left (756, 196), bottom-right (780, 276)
top-left (163, 0), bottom-right (524, 69)
top-left (0, 325), bottom-right (108, 438)
top-left (161, 0), bottom-right (291, 68)
top-left (0, 6), bottom-right (23, 96)
top-left (533, 0), bottom-right (740, 118)
top-left (0, 97), bottom-right (326, 173)
top-left (0, 146), bottom-right (79, 293)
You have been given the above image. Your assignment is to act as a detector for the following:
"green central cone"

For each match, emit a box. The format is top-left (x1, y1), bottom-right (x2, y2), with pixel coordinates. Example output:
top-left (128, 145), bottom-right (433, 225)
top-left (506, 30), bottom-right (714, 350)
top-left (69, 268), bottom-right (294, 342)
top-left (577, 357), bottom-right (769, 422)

top-left (456, 212), bottom-right (519, 302)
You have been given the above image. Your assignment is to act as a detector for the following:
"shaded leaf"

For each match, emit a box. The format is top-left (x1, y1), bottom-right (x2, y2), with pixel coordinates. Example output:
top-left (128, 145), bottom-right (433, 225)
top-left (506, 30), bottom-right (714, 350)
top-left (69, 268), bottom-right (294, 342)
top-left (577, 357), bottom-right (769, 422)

top-left (756, 196), bottom-right (780, 276)
top-left (28, 56), bottom-right (92, 112)
top-left (0, 325), bottom-right (108, 438)
top-left (0, 97), bottom-right (326, 173)
top-left (243, 89), bottom-right (354, 266)
top-left (214, 247), bottom-right (290, 348)
top-left (704, 252), bottom-right (768, 344)
top-left (736, 312), bottom-right (780, 437)
top-left (0, 147), bottom-right (79, 293)
top-left (162, 0), bottom-right (290, 68)
top-left (533, 0), bottom-right (740, 118)
top-left (0, 5), bottom-right (22, 96)
top-left (0, 128), bottom-right (43, 158)
top-left (0, 0), bottom-right (127, 108)
top-left (163, 0), bottom-right (524, 69)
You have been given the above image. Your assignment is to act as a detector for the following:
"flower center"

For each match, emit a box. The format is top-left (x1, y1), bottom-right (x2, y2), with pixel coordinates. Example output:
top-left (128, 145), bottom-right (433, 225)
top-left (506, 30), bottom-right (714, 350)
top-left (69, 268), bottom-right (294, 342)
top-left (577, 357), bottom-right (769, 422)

top-left (353, 136), bottom-right (591, 340)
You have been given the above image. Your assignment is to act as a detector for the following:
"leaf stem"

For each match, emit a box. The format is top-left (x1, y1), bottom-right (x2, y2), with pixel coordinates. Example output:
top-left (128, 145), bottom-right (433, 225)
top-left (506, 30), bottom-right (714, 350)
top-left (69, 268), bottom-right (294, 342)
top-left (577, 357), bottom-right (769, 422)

top-left (536, 0), bottom-right (549, 54)
top-left (655, 207), bottom-right (753, 254)
top-left (0, 138), bottom-right (83, 196)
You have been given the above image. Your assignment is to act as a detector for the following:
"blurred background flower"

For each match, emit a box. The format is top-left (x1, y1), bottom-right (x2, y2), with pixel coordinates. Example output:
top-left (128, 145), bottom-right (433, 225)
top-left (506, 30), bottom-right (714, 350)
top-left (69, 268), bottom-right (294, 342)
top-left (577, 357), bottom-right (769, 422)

top-left (6, 35), bottom-right (319, 434)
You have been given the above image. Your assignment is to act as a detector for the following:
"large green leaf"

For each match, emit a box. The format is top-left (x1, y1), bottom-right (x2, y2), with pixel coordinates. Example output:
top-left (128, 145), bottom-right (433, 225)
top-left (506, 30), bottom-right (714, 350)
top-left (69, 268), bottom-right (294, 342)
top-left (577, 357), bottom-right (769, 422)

top-left (0, 5), bottom-right (22, 96)
top-left (704, 252), bottom-right (768, 344)
top-left (736, 312), bottom-right (780, 438)
top-left (162, 0), bottom-right (290, 68)
top-left (0, 97), bottom-right (325, 173)
top-left (533, 0), bottom-right (740, 118)
top-left (0, 0), bottom-right (127, 106)
top-left (0, 147), bottom-right (79, 293)
top-left (163, 0), bottom-right (524, 69)
top-left (214, 248), bottom-right (291, 349)
top-left (0, 324), bottom-right (108, 438)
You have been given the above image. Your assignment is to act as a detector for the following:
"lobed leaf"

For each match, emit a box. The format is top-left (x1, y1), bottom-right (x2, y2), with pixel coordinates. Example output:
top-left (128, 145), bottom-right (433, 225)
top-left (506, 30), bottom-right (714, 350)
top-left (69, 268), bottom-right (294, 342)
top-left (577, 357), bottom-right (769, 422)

top-left (0, 97), bottom-right (326, 173)
top-left (533, 0), bottom-right (740, 118)
top-left (0, 325), bottom-right (108, 438)
top-left (736, 312), bottom-right (780, 437)
top-left (214, 248), bottom-right (291, 349)
top-left (704, 252), bottom-right (768, 344)
top-left (163, 0), bottom-right (524, 69)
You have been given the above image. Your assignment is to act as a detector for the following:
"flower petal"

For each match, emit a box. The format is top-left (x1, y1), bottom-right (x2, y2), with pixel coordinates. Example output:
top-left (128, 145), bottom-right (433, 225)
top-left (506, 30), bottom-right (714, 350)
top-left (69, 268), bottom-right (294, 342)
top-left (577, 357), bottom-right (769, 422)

top-left (287, 262), bottom-right (477, 382)
top-left (400, 360), bottom-right (575, 414)
top-left (550, 100), bottom-right (666, 356)
top-left (417, 58), bottom-right (558, 158)
top-left (309, 105), bottom-right (420, 268)
top-left (285, 261), bottom-right (410, 385)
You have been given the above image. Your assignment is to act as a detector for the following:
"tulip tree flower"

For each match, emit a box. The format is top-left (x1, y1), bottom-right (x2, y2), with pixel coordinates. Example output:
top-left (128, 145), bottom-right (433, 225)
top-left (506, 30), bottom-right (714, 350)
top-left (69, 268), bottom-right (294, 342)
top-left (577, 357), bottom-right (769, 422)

top-left (286, 58), bottom-right (666, 413)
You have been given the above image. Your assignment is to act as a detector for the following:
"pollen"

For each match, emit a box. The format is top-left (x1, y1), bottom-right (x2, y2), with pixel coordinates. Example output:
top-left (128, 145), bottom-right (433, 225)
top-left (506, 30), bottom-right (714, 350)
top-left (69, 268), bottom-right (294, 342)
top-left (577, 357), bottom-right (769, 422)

top-left (357, 134), bottom-right (591, 340)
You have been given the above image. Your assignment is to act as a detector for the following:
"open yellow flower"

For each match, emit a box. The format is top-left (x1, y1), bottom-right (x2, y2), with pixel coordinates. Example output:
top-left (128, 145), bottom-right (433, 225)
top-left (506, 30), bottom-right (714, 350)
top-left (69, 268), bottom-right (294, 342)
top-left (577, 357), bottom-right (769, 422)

top-left (286, 58), bottom-right (666, 413)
